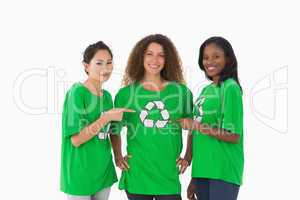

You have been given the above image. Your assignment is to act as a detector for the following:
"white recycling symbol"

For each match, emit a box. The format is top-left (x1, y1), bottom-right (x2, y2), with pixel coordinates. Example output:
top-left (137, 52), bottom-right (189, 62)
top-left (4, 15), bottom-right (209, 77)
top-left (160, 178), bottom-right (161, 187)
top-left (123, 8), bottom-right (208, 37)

top-left (194, 97), bottom-right (205, 122)
top-left (139, 100), bottom-right (170, 128)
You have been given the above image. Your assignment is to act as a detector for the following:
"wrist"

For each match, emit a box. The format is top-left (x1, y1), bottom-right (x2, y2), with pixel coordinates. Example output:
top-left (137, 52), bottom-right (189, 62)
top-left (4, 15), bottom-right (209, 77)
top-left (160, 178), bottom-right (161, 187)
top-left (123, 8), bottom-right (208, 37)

top-left (114, 154), bottom-right (123, 162)
top-left (92, 115), bottom-right (109, 136)
top-left (183, 155), bottom-right (192, 165)
top-left (100, 113), bottom-right (110, 124)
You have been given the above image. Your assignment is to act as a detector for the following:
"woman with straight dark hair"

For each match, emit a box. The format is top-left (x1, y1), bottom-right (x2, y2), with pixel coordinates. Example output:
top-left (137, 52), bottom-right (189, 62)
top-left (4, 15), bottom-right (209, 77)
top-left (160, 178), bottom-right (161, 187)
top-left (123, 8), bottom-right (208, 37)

top-left (60, 41), bottom-right (133, 200)
top-left (179, 36), bottom-right (244, 200)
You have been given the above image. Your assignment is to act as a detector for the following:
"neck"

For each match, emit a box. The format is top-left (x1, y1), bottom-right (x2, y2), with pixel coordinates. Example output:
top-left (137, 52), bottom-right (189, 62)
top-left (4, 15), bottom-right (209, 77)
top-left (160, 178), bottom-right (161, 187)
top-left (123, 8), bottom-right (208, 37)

top-left (212, 76), bottom-right (219, 85)
top-left (142, 73), bottom-right (164, 84)
top-left (84, 78), bottom-right (102, 95)
top-left (141, 74), bottom-right (165, 91)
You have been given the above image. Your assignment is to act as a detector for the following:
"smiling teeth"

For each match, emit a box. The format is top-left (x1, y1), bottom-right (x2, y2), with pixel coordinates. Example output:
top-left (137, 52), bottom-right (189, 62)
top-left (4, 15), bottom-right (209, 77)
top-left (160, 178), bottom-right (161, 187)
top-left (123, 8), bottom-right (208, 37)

top-left (149, 65), bottom-right (159, 68)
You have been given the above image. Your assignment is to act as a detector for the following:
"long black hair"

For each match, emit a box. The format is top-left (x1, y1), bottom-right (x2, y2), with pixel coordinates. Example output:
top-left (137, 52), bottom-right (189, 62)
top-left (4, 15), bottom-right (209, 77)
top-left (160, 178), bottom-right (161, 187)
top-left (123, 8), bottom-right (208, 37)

top-left (198, 36), bottom-right (242, 91)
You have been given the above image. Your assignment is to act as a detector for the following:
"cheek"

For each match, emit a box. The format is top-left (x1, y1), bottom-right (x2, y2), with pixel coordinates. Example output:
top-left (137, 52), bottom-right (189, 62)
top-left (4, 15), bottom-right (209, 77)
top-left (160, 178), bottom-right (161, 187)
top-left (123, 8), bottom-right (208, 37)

top-left (143, 57), bottom-right (151, 69)
top-left (218, 59), bottom-right (226, 70)
top-left (88, 66), bottom-right (100, 76)
top-left (159, 57), bottom-right (165, 66)
top-left (143, 56), bottom-right (151, 64)
top-left (90, 67), bottom-right (98, 74)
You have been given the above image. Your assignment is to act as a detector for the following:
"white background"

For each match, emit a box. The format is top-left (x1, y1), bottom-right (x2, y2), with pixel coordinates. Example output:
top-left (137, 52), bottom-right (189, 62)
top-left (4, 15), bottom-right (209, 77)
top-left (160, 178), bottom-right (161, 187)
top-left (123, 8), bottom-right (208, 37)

top-left (0, 0), bottom-right (298, 199)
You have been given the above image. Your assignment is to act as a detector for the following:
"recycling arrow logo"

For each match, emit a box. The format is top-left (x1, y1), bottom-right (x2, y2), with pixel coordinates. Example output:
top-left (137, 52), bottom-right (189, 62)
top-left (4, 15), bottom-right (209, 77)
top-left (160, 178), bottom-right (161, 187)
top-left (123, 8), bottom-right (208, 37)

top-left (194, 97), bottom-right (205, 122)
top-left (139, 100), bottom-right (170, 128)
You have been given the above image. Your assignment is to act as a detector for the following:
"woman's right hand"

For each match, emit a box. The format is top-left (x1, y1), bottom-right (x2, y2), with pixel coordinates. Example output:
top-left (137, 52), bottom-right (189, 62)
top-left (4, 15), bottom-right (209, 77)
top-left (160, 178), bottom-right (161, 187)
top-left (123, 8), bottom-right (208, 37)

top-left (115, 154), bottom-right (132, 171)
top-left (104, 108), bottom-right (135, 122)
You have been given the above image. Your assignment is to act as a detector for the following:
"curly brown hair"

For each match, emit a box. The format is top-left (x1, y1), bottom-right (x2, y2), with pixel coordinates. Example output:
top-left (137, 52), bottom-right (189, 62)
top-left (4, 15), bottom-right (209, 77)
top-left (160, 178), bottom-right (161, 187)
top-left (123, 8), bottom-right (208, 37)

top-left (122, 34), bottom-right (185, 86)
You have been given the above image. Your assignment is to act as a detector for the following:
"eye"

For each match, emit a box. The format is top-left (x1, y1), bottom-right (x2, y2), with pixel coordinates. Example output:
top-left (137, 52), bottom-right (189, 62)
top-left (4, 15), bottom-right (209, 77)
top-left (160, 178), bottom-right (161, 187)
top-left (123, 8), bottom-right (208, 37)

top-left (159, 54), bottom-right (165, 58)
top-left (107, 61), bottom-right (113, 65)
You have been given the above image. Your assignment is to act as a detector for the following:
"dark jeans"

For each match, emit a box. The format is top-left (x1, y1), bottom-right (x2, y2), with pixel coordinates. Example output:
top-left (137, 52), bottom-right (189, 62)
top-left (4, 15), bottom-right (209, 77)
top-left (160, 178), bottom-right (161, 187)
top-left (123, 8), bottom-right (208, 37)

top-left (193, 178), bottom-right (240, 200)
top-left (126, 191), bottom-right (182, 200)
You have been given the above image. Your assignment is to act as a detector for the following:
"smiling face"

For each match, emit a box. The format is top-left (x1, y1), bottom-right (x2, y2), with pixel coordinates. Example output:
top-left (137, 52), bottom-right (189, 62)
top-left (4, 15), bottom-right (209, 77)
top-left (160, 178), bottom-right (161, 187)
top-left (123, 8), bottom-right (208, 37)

top-left (202, 43), bottom-right (226, 80)
top-left (143, 42), bottom-right (165, 77)
top-left (84, 49), bottom-right (113, 83)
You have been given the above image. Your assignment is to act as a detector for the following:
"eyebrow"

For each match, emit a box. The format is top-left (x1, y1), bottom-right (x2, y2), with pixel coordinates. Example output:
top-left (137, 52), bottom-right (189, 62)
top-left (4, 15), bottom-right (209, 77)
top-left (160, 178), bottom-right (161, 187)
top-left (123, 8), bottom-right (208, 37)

top-left (95, 59), bottom-right (112, 62)
top-left (145, 50), bottom-right (164, 54)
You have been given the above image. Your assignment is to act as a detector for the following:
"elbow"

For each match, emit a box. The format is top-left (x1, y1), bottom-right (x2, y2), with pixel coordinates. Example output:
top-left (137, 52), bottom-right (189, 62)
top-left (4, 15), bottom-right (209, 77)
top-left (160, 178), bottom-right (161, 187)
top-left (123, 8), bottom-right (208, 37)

top-left (71, 137), bottom-right (81, 148)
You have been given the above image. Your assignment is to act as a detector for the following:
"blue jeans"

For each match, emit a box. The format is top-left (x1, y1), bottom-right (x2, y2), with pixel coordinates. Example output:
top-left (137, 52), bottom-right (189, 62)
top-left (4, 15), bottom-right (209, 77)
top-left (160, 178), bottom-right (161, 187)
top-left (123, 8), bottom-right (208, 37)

top-left (193, 178), bottom-right (240, 200)
top-left (126, 191), bottom-right (182, 200)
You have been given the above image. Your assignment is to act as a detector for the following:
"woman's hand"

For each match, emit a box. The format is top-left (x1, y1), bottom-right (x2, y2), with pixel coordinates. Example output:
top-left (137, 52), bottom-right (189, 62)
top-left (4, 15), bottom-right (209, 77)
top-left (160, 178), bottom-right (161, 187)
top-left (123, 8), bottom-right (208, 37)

top-left (176, 157), bottom-right (190, 174)
top-left (104, 108), bottom-right (135, 122)
top-left (187, 179), bottom-right (197, 200)
top-left (115, 154), bottom-right (132, 171)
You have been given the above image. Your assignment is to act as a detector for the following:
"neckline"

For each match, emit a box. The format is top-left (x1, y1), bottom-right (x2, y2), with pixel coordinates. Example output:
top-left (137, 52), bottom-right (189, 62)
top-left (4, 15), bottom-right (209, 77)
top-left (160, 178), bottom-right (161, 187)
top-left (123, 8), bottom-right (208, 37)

top-left (137, 81), bottom-right (172, 93)
top-left (78, 82), bottom-right (104, 97)
top-left (210, 78), bottom-right (234, 87)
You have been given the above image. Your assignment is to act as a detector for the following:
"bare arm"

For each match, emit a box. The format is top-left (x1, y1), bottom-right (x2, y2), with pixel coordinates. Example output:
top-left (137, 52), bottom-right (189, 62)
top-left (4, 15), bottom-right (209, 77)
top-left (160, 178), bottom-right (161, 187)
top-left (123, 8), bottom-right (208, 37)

top-left (183, 131), bottom-right (193, 163)
top-left (176, 130), bottom-right (193, 174)
top-left (199, 125), bottom-right (240, 144)
top-left (179, 119), bottom-right (240, 144)
top-left (110, 134), bottom-right (131, 170)
top-left (71, 115), bottom-right (109, 147)
top-left (71, 108), bottom-right (135, 147)
top-left (110, 134), bottom-right (123, 160)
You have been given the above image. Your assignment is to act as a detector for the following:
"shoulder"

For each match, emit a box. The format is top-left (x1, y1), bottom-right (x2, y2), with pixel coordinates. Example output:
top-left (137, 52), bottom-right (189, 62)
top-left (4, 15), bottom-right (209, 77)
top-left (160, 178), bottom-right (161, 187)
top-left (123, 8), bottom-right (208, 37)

top-left (198, 82), bottom-right (214, 95)
top-left (115, 83), bottom-right (136, 99)
top-left (66, 82), bottom-right (86, 98)
top-left (222, 78), bottom-right (242, 95)
top-left (168, 82), bottom-right (192, 94)
top-left (63, 83), bottom-right (86, 108)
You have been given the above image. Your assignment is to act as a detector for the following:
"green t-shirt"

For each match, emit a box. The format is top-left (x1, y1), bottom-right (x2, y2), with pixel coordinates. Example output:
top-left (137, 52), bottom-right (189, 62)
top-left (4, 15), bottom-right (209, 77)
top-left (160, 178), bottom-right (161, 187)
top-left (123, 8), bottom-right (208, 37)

top-left (60, 82), bottom-right (117, 195)
top-left (111, 82), bottom-right (193, 195)
top-left (192, 78), bottom-right (244, 185)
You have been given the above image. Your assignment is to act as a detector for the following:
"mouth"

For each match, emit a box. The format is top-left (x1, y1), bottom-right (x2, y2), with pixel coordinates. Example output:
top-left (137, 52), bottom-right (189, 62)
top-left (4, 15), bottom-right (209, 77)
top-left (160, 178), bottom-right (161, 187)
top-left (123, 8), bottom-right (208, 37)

top-left (205, 65), bottom-right (217, 72)
top-left (148, 64), bottom-right (161, 70)
top-left (99, 73), bottom-right (111, 78)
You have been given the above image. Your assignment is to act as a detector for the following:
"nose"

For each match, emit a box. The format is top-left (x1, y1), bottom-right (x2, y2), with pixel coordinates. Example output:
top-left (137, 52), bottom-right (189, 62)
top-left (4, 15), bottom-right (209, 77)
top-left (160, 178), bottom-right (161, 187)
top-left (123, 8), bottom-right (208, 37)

top-left (205, 57), bottom-right (214, 65)
top-left (153, 55), bottom-right (161, 64)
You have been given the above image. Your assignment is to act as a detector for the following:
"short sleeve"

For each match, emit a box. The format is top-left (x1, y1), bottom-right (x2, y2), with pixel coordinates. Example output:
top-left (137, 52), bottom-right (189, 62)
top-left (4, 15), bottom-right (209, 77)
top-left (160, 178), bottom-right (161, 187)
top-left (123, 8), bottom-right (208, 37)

top-left (104, 90), bottom-right (114, 110)
top-left (62, 86), bottom-right (88, 138)
top-left (221, 83), bottom-right (243, 135)
top-left (182, 86), bottom-right (194, 118)
top-left (110, 89), bottom-right (126, 135)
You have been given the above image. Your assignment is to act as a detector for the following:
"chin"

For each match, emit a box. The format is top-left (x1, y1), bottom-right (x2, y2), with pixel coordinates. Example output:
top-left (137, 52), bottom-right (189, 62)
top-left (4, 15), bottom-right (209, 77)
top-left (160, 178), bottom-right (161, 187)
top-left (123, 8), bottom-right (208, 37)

top-left (146, 69), bottom-right (163, 76)
top-left (206, 72), bottom-right (216, 77)
top-left (98, 76), bottom-right (109, 82)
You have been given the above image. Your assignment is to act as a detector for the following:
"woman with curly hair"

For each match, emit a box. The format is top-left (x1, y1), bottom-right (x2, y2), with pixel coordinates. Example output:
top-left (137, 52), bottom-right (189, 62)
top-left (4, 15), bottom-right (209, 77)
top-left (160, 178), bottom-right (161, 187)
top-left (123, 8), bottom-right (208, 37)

top-left (110, 34), bottom-right (193, 200)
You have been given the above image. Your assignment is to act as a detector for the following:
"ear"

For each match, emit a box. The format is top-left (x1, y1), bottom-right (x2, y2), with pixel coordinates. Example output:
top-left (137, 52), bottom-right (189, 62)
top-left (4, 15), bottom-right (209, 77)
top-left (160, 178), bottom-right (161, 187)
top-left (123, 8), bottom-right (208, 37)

top-left (83, 62), bottom-right (89, 75)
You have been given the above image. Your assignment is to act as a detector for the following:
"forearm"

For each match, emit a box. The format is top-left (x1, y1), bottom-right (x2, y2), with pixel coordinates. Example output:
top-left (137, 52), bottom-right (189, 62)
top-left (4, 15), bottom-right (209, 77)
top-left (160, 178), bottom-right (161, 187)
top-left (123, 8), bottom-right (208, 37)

top-left (183, 131), bottom-right (193, 163)
top-left (71, 115), bottom-right (109, 147)
top-left (110, 134), bottom-right (123, 160)
top-left (197, 125), bottom-right (240, 144)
